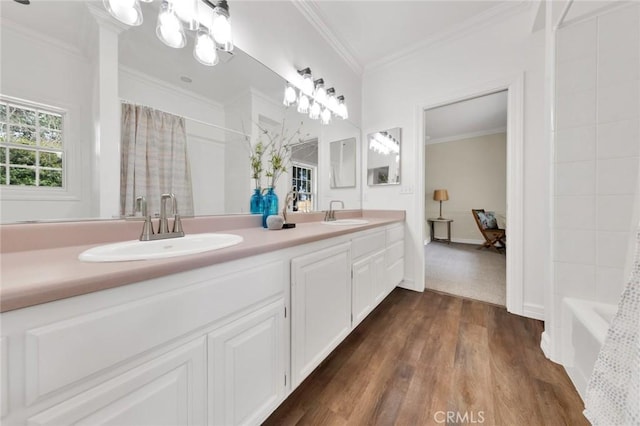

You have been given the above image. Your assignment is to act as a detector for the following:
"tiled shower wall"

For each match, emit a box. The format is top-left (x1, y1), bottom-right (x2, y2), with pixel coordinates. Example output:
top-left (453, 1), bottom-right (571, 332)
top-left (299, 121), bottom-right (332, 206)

top-left (554, 2), bottom-right (640, 316)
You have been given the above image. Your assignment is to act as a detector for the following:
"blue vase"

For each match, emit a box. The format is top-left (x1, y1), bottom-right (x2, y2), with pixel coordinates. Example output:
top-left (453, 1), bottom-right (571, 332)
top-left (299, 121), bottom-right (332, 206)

top-left (250, 188), bottom-right (263, 214)
top-left (262, 187), bottom-right (279, 228)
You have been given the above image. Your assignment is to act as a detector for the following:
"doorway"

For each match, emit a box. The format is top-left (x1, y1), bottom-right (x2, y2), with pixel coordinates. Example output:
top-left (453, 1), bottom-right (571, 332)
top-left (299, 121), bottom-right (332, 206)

top-left (423, 91), bottom-right (507, 305)
top-left (416, 77), bottom-right (524, 315)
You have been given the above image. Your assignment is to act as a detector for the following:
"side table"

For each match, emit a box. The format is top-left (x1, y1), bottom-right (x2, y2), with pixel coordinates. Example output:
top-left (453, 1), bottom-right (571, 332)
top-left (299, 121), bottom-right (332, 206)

top-left (427, 218), bottom-right (453, 244)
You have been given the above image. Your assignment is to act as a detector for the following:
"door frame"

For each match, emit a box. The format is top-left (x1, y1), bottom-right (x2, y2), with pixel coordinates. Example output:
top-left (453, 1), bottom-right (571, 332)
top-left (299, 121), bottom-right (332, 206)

top-left (414, 74), bottom-right (525, 316)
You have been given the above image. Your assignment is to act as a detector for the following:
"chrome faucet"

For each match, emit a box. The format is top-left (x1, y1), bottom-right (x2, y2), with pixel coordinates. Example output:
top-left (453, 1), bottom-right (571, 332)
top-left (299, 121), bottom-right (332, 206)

top-left (136, 193), bottom-right (185, 241)
top-left (325, 200), bottom-right (344, 221)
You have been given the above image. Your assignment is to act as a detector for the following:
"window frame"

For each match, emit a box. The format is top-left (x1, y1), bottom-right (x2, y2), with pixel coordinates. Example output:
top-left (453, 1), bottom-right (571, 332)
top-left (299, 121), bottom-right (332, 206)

top-left (0, 95), bottom-right (75, 201)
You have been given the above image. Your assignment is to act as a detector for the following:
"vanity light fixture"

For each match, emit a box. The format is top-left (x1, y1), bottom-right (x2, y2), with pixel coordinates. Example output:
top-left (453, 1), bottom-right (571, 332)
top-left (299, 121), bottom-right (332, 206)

top-left (298, 68), bottom-right (314, 95)
top-left (103, 0), bottom-right (233, 67)
top-left (337, 95), bottom-right (348, 120)
top-left (313, 79), bottom-right (327, 104)
top-left (283, 83), bottom-right (297, 106)
top-left (297, 94), bottom-right (310, 114)
top-left (283, 68), bottom-right (349, 125)
top-left (370, 131), bottom-right (400, 155)
top-left (309, 101), bottom-right (321, 120)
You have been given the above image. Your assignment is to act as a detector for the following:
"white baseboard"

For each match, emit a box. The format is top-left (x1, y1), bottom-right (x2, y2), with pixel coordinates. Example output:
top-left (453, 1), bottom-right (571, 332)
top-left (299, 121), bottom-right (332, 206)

top-left (523, 302), bottom-right (544, 320)
top-left (540, 330), bottom-right (561, 363)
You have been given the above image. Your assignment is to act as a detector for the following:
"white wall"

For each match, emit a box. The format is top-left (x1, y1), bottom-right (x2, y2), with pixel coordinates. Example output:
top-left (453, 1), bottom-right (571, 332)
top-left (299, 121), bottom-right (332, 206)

top-left (553, 4), bottom-right (640, 361)
top-left (425, 133), bottom-right (507, 243)
top-left (0, 22), bottom-right (94, 223)
top-left (362, 7), bottom-right (547, 315)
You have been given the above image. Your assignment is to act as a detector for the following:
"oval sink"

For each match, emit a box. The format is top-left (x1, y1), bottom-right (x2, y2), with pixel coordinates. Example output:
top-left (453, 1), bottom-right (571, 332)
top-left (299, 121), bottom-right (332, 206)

top-left (79, 233), bottom-right (243, 262)
top-left (321, 219), bottom-right (369, 226)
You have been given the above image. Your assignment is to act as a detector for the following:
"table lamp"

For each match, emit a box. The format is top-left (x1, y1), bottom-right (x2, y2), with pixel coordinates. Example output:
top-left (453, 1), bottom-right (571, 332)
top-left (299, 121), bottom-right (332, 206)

top-left (433, 189), bottom-right (449, 219)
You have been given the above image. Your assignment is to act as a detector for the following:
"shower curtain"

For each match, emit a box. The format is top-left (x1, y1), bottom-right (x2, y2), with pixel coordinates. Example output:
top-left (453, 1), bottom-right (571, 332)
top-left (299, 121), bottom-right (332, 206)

top-left (584, 226), bottom-right (640, 424)
top-left (120, 103), bottom-right (194, 217)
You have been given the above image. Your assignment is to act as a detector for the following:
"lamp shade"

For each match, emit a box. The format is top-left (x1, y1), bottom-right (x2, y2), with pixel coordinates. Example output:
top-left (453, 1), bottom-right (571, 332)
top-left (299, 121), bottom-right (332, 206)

top-left (433, 189), bottom-right (449, 201)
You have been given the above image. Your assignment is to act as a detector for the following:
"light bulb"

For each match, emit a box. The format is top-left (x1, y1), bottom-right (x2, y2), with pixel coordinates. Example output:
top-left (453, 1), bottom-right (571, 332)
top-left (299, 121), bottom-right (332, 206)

top-left (194, 30), bottom-right (219, 66)
top-left (283, 85), bottom-right (297, 106)
top-left (327, 93), bottom-right (338, 112)
top-left (156, 2), bottom-right (186, 48)
top-left (301, 75), bottom-right (314, 96)
top-left (309, 101), bottom-right (321, 120)
top-left (212, 8), bottom-right (233, 51)
top-left (338, 103), bottom-right (348, 119)
top-left (104, 0), bottom-right (142, 26)
top-left (297, 94), bottom-right (310, 114)
top-left (321, 107), bottom-right (331, 125)
top-left (174, 0), bottom-right (198, 31)
top-left (313, 79), bottom-right (327, 104)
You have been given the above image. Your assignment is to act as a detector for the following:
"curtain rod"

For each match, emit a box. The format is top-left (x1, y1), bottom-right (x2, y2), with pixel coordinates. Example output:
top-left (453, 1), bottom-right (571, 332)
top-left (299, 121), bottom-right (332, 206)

top-left (120, 100), bottom-right (251, 139)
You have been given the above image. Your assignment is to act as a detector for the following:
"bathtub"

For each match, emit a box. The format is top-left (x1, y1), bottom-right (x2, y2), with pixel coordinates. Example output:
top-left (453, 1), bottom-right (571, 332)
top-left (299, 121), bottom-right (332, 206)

top-left (562, 298), bottom-right (617, 399)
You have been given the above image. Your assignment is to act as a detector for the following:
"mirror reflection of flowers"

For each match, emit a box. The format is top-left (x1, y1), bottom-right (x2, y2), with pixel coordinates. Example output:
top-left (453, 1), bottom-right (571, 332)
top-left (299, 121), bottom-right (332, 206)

top-left (260, 120), bottom-right (305, 189)
top-left (249, 140), bottom-right (264, 190)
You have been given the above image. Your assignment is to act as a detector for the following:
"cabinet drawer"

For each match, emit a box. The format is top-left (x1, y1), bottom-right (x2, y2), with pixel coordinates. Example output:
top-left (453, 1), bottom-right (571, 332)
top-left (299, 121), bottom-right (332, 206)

top-left (386, 224), bottom-right (404, 244)
top-left (386, 240), bottom-right (404, 266)
top-left (352, 230), bottom-right (385, 260)
top-left (24, 261), bottom-right (284, 404)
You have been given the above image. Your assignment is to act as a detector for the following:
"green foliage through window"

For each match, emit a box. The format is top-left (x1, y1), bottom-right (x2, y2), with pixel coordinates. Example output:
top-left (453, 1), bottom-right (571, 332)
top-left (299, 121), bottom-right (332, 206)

top-left (0, 99), bottom-right (64, 188)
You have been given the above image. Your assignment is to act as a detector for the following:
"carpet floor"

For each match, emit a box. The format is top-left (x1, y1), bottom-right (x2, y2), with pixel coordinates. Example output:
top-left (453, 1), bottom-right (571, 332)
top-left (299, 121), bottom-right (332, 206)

top-left (424, 242), bottom-right (506, 306)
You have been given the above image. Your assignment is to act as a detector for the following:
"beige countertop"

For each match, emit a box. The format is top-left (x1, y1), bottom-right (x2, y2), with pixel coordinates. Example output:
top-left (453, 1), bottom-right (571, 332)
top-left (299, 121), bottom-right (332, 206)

top-left (0, 211), bottom-right (404, 312)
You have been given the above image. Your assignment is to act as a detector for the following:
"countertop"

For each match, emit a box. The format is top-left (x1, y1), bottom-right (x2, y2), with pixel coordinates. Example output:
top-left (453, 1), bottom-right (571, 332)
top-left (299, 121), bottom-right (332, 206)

top-left (0, 212), bottom-right (404, 312)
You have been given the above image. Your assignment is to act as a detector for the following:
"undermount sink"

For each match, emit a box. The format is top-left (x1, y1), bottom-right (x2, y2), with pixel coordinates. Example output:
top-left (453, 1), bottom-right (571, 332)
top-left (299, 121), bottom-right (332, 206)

top-left (79, 233), bottom-right (243, 262)
top-left (321, 219), bottom-right (369, 226)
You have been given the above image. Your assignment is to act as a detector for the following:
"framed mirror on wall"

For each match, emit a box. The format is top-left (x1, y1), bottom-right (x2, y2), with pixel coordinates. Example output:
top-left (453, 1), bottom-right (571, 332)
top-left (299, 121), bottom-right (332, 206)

top-left (329, 137), bottom-right (356, 188)
top-left (367, 127), bottom-right (401, 186)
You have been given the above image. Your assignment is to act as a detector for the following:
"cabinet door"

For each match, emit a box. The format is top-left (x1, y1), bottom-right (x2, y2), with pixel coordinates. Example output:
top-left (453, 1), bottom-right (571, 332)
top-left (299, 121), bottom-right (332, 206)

top-left (208, 299), bottom-right (285, 426)
top-left (27, 338), bottom-right (207, 426)
top-left (291, 242), bottom-right (351, 388)
top-left (371, 250), bottom-right (387, 304)
top-left (352, 257), bottom-right (373, 327)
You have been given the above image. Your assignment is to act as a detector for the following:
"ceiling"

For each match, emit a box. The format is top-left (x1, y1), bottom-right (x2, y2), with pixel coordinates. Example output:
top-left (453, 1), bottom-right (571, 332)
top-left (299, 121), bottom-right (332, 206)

top-left (295, 0), bottom-right (515, 72)
top-left (424, 90), bottom-right (508, 144)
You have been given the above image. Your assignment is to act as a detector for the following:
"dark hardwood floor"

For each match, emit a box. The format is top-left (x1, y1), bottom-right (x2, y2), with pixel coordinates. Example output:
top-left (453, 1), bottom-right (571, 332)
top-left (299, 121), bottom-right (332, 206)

top-left (264, 289), bottom-right (589, 426)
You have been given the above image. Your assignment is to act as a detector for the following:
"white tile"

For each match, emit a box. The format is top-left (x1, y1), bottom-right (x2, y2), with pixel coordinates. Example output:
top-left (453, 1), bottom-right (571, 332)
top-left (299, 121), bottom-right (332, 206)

top-left (554, 229), bottom-right (595, 264)
top-left (597, 81), bottom-right (640, 124)
top-left (557, 55), bottom-right (597, 95)
top-left (595, 266), bottom-right (626, 304)
top-left (596, 231), bottom-right (630, 268)
top-left (554, 262), bottom-right (596, 298)
top-left (598, 4), bottom-right (640, 55)
top-left (598, 47), bottom-right (640, 89)
top-left (597, 195), bottom-right (636, 231)
top-left (555, 196), bottom-right (595, 230)
top-left (556, 125), bottom-right (596, 162)
top-left (597, 157), bottom-right (640, 195)
top-left (597, 119), bottom-right (640, 159)
top-left (556, 90), bottom-right (597, 129)
top-left (557, 19), bottom-right (597, 63)
top-left (555, 161), bottom-right (595, 196)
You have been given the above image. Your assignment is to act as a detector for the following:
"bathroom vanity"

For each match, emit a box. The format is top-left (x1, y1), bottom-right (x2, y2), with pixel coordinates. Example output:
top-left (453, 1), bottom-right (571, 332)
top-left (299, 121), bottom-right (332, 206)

top-left (0, 212), bottom-right (404, 425)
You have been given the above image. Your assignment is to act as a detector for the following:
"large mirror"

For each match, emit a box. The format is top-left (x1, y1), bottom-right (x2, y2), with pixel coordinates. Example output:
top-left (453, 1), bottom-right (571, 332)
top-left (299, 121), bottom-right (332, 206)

top-left (0, 0), bottom-right (361, 223)
top-left (330, 137), bottom-right (356, 188)
top-left (367, 127), bottom-right (401, 185)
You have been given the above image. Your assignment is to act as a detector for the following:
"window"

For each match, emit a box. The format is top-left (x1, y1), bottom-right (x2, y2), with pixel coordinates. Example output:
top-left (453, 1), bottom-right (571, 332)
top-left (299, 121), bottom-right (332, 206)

top-left (0, 98), bottom-right (65, 188)
top-left (292, 163), bottom-right (315, 212)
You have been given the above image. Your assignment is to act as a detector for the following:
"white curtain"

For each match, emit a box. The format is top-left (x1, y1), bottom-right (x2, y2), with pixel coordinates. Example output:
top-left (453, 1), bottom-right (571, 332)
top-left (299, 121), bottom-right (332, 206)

top-left (120, 103), bottom-right (194, 217)
top-left (584, 226), bottom-right (640, 425)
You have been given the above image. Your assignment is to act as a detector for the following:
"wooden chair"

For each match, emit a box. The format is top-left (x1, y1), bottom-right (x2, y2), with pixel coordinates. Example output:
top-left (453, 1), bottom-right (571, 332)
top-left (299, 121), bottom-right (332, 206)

top-left (471, 209), bottom-right (506, 254)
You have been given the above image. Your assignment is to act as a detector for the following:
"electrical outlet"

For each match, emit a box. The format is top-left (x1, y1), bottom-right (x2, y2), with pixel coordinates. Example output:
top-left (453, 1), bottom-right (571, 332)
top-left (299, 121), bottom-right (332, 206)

top-left (400, 185), bottom-right (414, 194)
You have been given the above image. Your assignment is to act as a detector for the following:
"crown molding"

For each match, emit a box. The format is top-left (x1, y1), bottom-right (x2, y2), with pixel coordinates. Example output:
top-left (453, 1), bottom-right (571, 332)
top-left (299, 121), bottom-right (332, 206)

top-left (0, 17), bottom-right (87, 60)
top-left (291, 0), bottom-right (363, 76)
top-left (366, 1), bottom-right (532, 72)
top-left (119, 66), bottom-right (225, 111)
top-left (425, 127), bottom-right (506, 145)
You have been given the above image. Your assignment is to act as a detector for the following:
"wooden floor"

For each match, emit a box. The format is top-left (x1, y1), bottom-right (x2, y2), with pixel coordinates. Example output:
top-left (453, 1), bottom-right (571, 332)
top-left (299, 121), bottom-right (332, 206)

top-left (264, 289), bottom-right (589, 426)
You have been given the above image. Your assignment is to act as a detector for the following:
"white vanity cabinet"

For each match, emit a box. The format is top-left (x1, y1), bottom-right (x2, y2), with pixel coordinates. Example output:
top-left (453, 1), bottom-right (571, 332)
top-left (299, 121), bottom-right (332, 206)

top-left (386, 223), bottom-right (405, 292)
top-left (208, 298), bottom-right (285, 426)
top-left (290, 242), bottom-right (352, 388)
top-left (351, 229), bottom-right (387, 328)
top-left (1, 257), bottom-right (288, 426)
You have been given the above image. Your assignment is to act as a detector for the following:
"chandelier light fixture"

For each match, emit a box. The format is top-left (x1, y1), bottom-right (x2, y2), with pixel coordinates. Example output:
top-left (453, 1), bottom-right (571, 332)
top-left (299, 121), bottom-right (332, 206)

top-left (283, 67), bottom-right (349, 124)
top-left (103, 0), bottom-right (233, 67)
